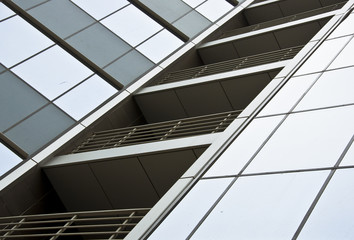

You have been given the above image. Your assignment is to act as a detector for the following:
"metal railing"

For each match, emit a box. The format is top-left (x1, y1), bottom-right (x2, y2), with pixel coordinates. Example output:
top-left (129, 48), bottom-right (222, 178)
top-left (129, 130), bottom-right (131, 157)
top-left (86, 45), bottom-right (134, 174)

top-left (221, 3), bottom-right (345, 38)
top-left (72, 110), bottom-right (242, 154)
top-left (156, 45), bottom-right (303, 85)
top-left (0, 208), bottom-right (150, 239)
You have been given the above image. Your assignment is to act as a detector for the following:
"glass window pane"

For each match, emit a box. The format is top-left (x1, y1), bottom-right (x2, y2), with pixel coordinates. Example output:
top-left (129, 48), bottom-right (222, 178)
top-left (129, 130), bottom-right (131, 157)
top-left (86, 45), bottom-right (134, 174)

top-left (4, 104), bottom-right (75, 154)
top-left (54, 75), bottom-right (117, 120)
top-left (12, 45), bottom-right (92, 100)
top-left (70, 0), bottom-right (129, 20)
top-left (0, 3), bottom-right (15, 20)
top-left (0, 16), bottom-right (53, 67)
top-left (329, 12), bottom-right (354, 39)
top-left (66, 22), bottom-right (131, 67)
top-left (196, 0), bottom-right (233, 22)
top-left (182, 0), bottom-right (205, 8)
top-left (0, 142), bottom-right (22, 176)
top-left (298, 169), bottom-right (354, 239)
top-left (137, 29), bottom-right (183, 63)
top-left (101, 5), bottom-right (162, 47)
top-left (295, 67), bottom-right (354, 111)
top-left (148, 178), bottom-right (233, 240)
top-left (104, 50), bottom-right (154, 85)
top-left (295, 36), bottom-right (351, 76)
top-left (191, 171), bottom-right (329, 240)
top-left (140, 0), bottom-right (191, 23)
top-left (12, 0), bottom-right (47, 10)
top-left (27, 0), bottom-right (95, 39)
top-left (0, 71), bottom-right (48, 132)
top-left (328, 37), bottom-right (354, 70)
top-left (172, 10), bottom-right (211, 38)
top-left (244, 106), bottom-right (354, 174)
top-left (339, 141), bottom-right (354, 166)
top-left (259, 73), bottom-right (320, 116)
top-left (0, 64), bottom-right (5, 73)
top-left (204, 115), bottom-right (284, 178)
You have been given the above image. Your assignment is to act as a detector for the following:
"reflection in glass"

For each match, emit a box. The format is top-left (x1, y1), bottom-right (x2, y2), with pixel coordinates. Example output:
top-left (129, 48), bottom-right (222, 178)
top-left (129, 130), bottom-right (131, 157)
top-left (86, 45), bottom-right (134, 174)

top-left (4, 104), bottom-right (75, 154)
top-left (298, 169), bottom-right (354, 239)
top-left (328, 37), bottom-right (354, 70)
top-left (0, 71), bottom-right (48, 132)
top-left (140, 0), bottom-right (191, 23)
top-left (245, 106), bottom-right (354, 174)
top-left (12, 0), bottom-right (47, 10)
top-left (101, 5), bottom-right (162, 47)
top-left (66, 22), bottom-right (131, 67)
top-left (54, 75), bottom-right (117, 120)
top-left (0, 16), bottom-right (53, 67)
top-left (0, 3), bottom-right (15, 20)
top-left (71, 0), bottom-right (129, 20)
top-left (196, 0), bottom-right (233, 22)
top-left (172, 10), bottom-right (211, 38)
top-left (259, 73), bottom-right (320, 116)
top-left (0, 64), bottom-right (5, 73)
top-left (295, 67), bottom-right (354, 111)
top-left (27, 0), bottom-right (95, 38)
top-left (182, 0), bottom-right (205, 8)
top-left (137, 29), bottom-right (183, 63)
top-left (295, 37), bottom-right (351, 76)
top-left (12, 45), bottom-right (92, 100)
top-left (192, 171), bottom-right (329, 240)
top-left (148, 178), bottom-right (233, 240)
top-left (0, 142), bottom-right (22, 177)
top-left (104, 50), bottom-right (154, 85)
top-left (204, 115), bottom-right (283, 178)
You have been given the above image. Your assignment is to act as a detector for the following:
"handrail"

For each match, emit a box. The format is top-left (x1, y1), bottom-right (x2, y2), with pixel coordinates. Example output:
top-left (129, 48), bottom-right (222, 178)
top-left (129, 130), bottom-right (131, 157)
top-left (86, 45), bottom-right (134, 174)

top-left (0, 208), bottom-right (150, 239)
top-left (72, 110), bottom-right (242, 154)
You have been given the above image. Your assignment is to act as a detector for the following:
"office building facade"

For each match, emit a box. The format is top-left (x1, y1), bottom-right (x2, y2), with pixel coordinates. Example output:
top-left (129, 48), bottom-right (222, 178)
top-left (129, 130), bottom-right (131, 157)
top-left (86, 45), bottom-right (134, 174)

top-left (0, 0), bottom-right (354, 238)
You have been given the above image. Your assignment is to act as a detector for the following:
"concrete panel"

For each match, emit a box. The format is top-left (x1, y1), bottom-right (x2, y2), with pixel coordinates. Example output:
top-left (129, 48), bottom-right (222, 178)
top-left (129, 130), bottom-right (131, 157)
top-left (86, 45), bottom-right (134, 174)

top-left (198, 42), bottom-right (239, 64)
top-left (233, 33), bottom-right (280, 57)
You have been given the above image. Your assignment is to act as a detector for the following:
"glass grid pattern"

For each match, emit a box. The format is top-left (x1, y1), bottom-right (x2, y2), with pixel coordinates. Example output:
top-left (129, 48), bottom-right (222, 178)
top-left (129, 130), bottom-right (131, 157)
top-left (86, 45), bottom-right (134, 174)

top-left (150, 5), bottom-right (354, 240)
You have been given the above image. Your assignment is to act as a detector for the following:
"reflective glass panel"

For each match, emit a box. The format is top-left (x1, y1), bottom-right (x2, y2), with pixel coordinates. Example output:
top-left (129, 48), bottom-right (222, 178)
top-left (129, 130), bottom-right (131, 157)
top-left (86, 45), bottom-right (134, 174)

top-left (245, 106), bottom-right (354, 174)
top-left (196, 0), bottom-right (233, 22)
top-left (172, 10), bottom-right (211, 38)
top-left (12, 45), bottom-right (92, 100)
top-left (12, 0), bottom-right (48, 10)
top-left (0, 3), bottom-right (15, 20)
top-left (27, 0), bottom-right (95, 38)
top-left (0, 16), bottom-right (53, 67)
top-left (0, 64), bottom-right (5, 73)
top-left (298, 169), bottom-right (354, 239)
top-left (328, 37), bottom-right (354, 70)
top-left (4, 104), bottom-right (75, 154)
top-left (101, 5), bottom-right (162, 47)
top-left (295, 36), bottom-right (351, 76)
top-left (329, 13), bottom-right (354, 39)
top-left (339, 141), bottom-right (354, 166)
top-left (295, 67), bottom-right (354, 111)
top-left (0, 142), bottom-right (22, 176)
top-left (148, 178), bottom-right (233, 240)
top-left (259, 73), bottom-right (320, 116)
top-left (182, 0), bottom-right (205, 8)
top-left (137, 29), bottom-right (183, 63)
top-left (104, 50), bottom-right (154, 85)
top-left (191, 171), bottom-right (329, 240)
top-left (71, 0), bottom-right (129, 20)
top-left (204, 115), bottom-right (284, 178)
top-left (139, 0), bottom-right (191, 23)
top-left (66, 22), bottom-right (131, 67)
top-left (54, 75), bottom-right (117, 120)
top-left (0, 71), bottom-right (48, 132)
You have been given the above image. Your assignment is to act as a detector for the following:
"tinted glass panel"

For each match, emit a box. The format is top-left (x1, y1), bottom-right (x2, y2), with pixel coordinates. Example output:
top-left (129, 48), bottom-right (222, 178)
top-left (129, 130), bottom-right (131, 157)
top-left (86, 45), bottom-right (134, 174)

top-left (104, 50), bottom-right (154, 85)
top-left (4, 104), bottom-right (75, 154)
top-left (172, 10), bottom-right (210, 38)
top-left (66, 22), bottom-right (131, 67)
top-left (27, 0), bottom-right (95, 38)
top-left (12, 0), bottom-right (48, 10)
top-left (0, 71), bottom-right (48, 131)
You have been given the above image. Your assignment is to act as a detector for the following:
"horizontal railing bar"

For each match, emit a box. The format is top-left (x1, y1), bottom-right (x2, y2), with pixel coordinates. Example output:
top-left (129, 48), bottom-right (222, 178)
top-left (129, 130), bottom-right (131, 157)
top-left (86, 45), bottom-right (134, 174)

top-left (0, 231), bottom-right (129, 238)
